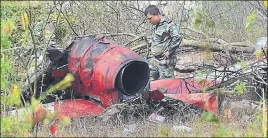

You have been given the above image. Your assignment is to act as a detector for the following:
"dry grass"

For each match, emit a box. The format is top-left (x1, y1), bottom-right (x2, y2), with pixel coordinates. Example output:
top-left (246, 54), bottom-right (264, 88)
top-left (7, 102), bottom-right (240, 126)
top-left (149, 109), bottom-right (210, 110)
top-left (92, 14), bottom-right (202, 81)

top-left (35, 109), bottom-right (263, 137)
top-left (36, 117), bottom-right (263, 137)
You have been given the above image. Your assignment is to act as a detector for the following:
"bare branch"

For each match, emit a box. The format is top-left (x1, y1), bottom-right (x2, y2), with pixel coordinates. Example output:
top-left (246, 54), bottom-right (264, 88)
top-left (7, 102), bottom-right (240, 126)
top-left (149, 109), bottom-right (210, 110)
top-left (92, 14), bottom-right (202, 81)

top-left (56, 3), bottom-right (79, 36)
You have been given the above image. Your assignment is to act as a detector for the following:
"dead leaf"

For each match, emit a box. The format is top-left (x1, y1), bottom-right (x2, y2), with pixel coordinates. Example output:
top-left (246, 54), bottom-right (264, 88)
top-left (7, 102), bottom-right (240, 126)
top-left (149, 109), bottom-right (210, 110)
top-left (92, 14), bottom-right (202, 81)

top-left (223, 108), bottom-right (232, 121)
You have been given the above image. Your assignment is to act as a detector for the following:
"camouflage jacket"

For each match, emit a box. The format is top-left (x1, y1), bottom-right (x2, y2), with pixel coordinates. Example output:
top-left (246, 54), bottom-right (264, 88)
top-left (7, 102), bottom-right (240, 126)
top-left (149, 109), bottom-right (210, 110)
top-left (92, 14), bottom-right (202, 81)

top-left (151, 16), bottom-right (182, 56)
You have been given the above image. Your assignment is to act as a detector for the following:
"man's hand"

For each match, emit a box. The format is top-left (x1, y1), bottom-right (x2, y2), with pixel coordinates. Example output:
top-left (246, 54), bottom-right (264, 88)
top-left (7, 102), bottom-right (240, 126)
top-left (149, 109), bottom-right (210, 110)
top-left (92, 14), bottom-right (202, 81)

top-left (163, 51), bottom-right (170, 57)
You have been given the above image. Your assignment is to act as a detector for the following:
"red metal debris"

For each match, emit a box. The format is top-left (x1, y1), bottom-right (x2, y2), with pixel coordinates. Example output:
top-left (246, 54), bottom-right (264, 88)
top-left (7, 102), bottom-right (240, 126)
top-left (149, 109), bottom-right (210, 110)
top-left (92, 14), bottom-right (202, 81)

top-left (150, 78), bottom-right (219, 94)
top-left (144, 89), bottom-right (165, 100)
top-left (53, 99), bottom-right (105, 118)
top-left (150, 78), bottom-right (220, 114)
top-left (44, 36), bottom-right (221, 122)
top-left (50, 123), bottom-right (59, 137)
top-left (66, 36), bottom-right (149, 107)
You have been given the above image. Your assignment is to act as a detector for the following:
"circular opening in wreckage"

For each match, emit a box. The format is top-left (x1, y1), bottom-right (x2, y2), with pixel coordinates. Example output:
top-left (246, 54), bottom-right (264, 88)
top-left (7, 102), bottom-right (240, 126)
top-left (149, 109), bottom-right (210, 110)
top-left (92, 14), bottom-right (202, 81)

top-left (115, 61), bottom-right (150, 96)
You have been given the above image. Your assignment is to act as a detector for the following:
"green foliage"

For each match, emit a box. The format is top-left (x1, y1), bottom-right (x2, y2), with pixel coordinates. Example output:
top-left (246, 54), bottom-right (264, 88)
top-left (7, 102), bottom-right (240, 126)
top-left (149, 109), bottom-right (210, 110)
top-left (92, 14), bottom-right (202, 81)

top-left (1, 1), bottom-right (42, 8)
top-left (193, 8), bottom-right (204, 29)
top-left (7, 85), bottom-right (21, 106)
top-left (197, 71), bottom-right (203, 83)
top-left (51, 12), bottom-right (61, 22)
top-left (243, 128), bottom-right (255, 137)
top-left (245, 10), bottom-right (257, 32)
top-left (40, 73), bottom-right (74, 100)
top-left (1, 116), bottom-right (32, 137)
top-left (59, 116), bottom-right (71, 126)
top-left (1, 3), bottom-right (22, 110)
top-left (1, 18), bottom-right (17, 49)
top-left (194, 131), bottom-right (200, 137)
top-left (202, 86), bottom-right (208, 93)
top-left (205, 19), bottom-right (215, 28)
top-left (200, 111), bottom-right (220, 123)
top-left (1, 35), bottom-right (12, 49)
top-left (0, 54), bottom-right (13, 90)
top-left (1, 117), bottom-right (13, 133)
top-left (212, 125), bottom-right (227, 137)
top-left (1, 73), bottom-right (74, 136)
top-left (159, 127), bottom-right (169, 137)
top-left (1, 2), bottom-right (31, 49)
top-left (192, 8), bottom-right (215, 29)
top-left (225, 1), bottom-right (231, 8)
top-left (238, 60), bottom-right (248, 71)
top-left (91, 7), bottom-right (98, 16)
top-left (1, 4), bottom-right (73, 136)
top-left (255, 49), bottom-right (262, 59)
top-left (234, 82), bottom-right (246, 95)
top-left (212, 124), bottom-right (236, 137)
top-left (1, 2), bottom-right (24, 20)
top-left (31, 96), bottom-right (41, 111)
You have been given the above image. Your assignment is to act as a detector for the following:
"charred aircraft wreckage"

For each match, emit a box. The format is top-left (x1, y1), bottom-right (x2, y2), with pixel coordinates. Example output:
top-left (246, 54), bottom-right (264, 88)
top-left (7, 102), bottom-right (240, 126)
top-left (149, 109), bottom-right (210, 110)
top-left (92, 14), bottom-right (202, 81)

top-left (11, 35), bottom-right (267, 135)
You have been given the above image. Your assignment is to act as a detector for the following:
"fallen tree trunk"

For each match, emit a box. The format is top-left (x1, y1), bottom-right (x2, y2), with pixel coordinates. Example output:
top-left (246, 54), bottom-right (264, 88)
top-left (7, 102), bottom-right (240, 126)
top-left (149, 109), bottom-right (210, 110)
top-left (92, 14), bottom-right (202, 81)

top-left (130, 38), bottom-right (256, 54)
top-left (182, 39), bottom-right (255, 53)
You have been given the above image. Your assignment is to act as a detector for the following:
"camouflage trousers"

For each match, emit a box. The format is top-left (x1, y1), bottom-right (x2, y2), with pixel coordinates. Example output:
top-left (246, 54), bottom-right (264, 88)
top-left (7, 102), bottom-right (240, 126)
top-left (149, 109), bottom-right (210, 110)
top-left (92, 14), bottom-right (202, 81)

top-left (148, 54), bottom-right (177, 81)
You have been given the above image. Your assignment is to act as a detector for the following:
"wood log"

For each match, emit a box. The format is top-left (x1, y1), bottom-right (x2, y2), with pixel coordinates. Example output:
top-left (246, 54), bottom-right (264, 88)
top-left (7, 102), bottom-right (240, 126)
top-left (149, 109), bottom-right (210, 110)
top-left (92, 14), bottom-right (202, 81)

top-left (181, 39), bottom-right (255, 53)
top-left (130, 38), bottom-right (256, 54)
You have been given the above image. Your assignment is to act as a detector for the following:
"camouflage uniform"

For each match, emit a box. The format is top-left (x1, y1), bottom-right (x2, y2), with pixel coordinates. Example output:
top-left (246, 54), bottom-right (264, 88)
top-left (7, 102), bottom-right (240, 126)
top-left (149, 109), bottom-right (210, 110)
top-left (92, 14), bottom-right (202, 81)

top-left (149, 15), bottom-right (182, 80)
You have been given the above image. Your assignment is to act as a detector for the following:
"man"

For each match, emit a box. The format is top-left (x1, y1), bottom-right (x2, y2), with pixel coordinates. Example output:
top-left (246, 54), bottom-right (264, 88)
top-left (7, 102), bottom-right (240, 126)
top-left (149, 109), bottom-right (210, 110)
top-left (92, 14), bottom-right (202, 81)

top-left (144, 5), bottom-right (182, 80)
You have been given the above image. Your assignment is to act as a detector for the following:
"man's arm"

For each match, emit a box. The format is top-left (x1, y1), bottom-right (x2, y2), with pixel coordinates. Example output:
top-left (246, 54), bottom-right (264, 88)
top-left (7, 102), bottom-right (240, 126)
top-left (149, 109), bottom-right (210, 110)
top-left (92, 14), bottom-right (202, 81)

top-left (168, 24), bottom-right (182, 54)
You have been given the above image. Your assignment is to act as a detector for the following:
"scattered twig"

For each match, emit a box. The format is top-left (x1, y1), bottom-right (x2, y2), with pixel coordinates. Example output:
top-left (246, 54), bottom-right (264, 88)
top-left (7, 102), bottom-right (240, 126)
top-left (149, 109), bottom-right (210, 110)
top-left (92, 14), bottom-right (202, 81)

top-left (74, 32), bottom-right (138, 39)
top-left (124, 35), bottom-right (144, 46)
top-left (56, 3), bottom-right (79, 36)
top-left (27, 1), bottom-right (38, 99)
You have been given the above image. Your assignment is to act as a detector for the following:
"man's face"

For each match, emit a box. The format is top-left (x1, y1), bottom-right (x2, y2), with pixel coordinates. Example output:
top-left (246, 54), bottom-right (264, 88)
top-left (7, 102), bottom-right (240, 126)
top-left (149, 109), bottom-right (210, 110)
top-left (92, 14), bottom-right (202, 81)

top-left (146, 14), bottom-right (161, 25)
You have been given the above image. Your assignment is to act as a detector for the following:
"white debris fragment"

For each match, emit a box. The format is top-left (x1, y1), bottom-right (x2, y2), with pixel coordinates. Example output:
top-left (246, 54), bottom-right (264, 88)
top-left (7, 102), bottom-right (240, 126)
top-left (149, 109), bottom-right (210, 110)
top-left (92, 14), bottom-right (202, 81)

top-left (173, 125), bottom-right (193, 133)
top-left (148, 113), bottom-right (165, 123)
